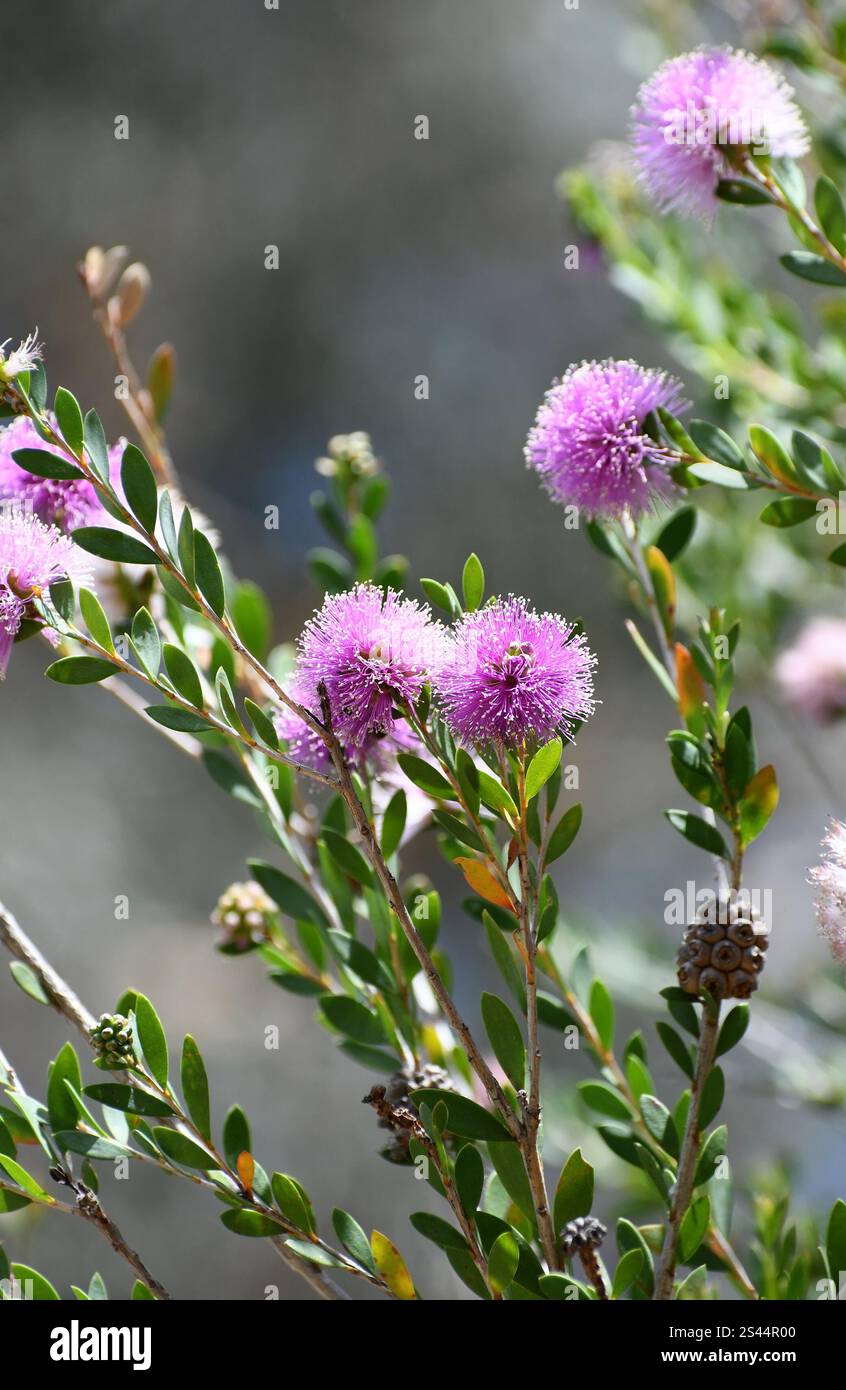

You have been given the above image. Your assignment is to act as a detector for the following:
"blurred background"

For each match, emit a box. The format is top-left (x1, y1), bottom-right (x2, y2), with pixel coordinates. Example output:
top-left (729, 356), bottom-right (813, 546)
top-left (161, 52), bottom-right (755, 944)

top-left (2, 0), bottom-right (845, 1299)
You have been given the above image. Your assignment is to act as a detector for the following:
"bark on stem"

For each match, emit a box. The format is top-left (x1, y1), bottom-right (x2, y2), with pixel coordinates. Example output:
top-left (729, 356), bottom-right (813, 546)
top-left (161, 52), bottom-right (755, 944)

top-left (653, 1000), bottom-right (721, 1300)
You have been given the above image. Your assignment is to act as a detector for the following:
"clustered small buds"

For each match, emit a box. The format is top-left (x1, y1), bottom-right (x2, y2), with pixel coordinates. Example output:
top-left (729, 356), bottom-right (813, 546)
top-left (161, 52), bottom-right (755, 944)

top-left (90, 1013), bottom-right (137, 1068)
top-left (677, 896), bottom-right (769, 1000)
top-left (366, 1063), bottom-right (455, 1164)
top-left (315, 430), bottom-right (378, 479)
top-left (211, 880), bottom-right (276, 954)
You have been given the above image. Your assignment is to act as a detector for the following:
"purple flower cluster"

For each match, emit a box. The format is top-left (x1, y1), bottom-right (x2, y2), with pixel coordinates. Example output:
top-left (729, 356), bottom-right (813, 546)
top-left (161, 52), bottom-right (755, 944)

top-left (0, 415), bottom-right (122, 533)
top-left (288, 584), bottom-right (441, 753)
top-left (432, 596), bottom-right (595, 747)
top-left (525, 359), bottom-right (685, 520)
top-left (0, 510), bottom-right (92, 677)
top-left (631, 47), bottom-right (809, 221)
top-left (775, 618), bottom-right (846, 724)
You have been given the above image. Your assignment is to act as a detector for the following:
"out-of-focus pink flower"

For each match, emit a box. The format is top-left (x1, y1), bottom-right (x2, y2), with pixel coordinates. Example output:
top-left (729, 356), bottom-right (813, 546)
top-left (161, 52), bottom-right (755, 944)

top-left (809, 820), bottom-right (846, 966)
top-left (775, 618), bottom-right (846, 724)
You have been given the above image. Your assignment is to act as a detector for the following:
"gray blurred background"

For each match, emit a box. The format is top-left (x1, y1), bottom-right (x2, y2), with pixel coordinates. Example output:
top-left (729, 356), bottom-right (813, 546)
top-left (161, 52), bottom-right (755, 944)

top-left (2, 0), bottom-right (844, 1300)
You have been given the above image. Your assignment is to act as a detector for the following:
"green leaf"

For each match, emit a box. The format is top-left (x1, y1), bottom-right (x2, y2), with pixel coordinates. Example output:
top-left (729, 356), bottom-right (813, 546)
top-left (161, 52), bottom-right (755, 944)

top-left (54, 387), bottom-right (85, 455)
top-left (153, 1126), bottom-right (217, 1169)
top-left (714, 178), bottom-right (772, 206)
top-left (201, 750), bottom-right (263, 807)
top-left (248, 859), bottom-right (326, 927)
top-left (686, 461), bottom-right (750, 490)
top-left (71, 526), bottom-right (159, 566)
top-left (320, 994), bottom-right (385, 1045)
top-left (53, 1132), bottom-right (132, 1162)
top-left (271, 1172), bottom-right (314, 1233)
top-left (524, 738), bottom-right (562, 803)
top-left (332, 1208), bottom-right (377, 1272)
top-left (700, 1067), bottom-right (725, 1129)
top-left (131, 1279), bottom-right (156, 1300)
top-left (0, 1155), bottom-right (54, 1204)
top-left (79, 588), bottom-right (114, 653)
top-left (553, 1148), bottom-right (594, 1232)
top-left (816, 176), bottom-right (846, 255)
top-left (47, 1042), bottom-right (82, 1133)
top-left (381, 789), bottom-right (407, 859)
top-left (616, 1218), bottom-right (654, 1296)
top-left (654, 506), bottom-right (696, 562)
top-left (461, 553), bottom-right (484, 611)
top-left (476, 770), bottom-right (519, 822)
top-left (397, 753), bottom-right (456, 800)
top-left (220, 1208), bottom-right (279, 1238)
top-left (82, 1084), bottom-right (174, 1118)
top-left (321, 828), bottom-right (375, 888)
top-left (420, 577), bottom-right (461, 616)
top-left (826, 1199), bottom-right (846, 1282)
top-left (410, 1088), bottom-right (513, 1142)
top-left (410, 1211), bottom-right (468, 1252)
top-left (134, 994), bottom-right (169, 1087)
top-left (9, 960), bottom-right (49, 1005)
top-left (144, 705), bottom-right (209, 734)
top-left (686, 421), bottom-right (745, 470)
top-left (739, 765), bottom-right (779, 846)
top-left (45, 656), bottom-right (115, 685)
top-left (481, 992), bottom-right (526, 1090)
top-left (244, 698), bottom-right (279, 750)
top-left (487, 1140), bottom-right (535, 1222)
top-left (231, 582), bottom-right (272, 660)
top-left (544, 804), bottom-right (582, 865)
top-left (180, 1036), bottom-right (211, 1142)
top-left (664, 809), bottom-right (729, 858)
top-left (759, 497), bottom-right (818, 528)
top-left (656, 1021), bottom-right (694, 1079)
top-left (222, 1106), bottom-right (251, 1170)
top-left (716, 1005), bottom-right (749, 1058)
top-left (589, 978), bottom-right (614, 1051)
top-left (488, 1231), bottom-right (520, 1294)
top-left (10, 1263), bottom-right (59, 1300)
top-left (162, 643), bottom-right (203, 707)
top-left (83, 409), bottom-right (109, 481)
top-left (177, 506), bottom-right (195, 586)
top-left (578, 1081), bottom-right (631, 1121)
top-left (680, 1195), bottom-right (711, 1263)
top-left (194, 530), bottom-right (226, 617)
top-left (454, 1144), bottom-right (485, 1217)
top-left (780, 250), bottom-right (846, 286)
top-left (131, 607), bottom-right (161, 677)
top-left (694, 1125), bottom-right (727, 1186)
top-left (121, 444), bottom-right (158, 532)
top-left (11, 447), bottom-right (85, 480)
top-left (611, 1247), bottom-right (644, 1298)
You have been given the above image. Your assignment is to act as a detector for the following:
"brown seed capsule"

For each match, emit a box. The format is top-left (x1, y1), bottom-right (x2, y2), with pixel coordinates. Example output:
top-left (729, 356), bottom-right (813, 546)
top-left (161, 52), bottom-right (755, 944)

top-left (728, 970), bottom-right (757, 999)
top-left (698, 966), bottom-right (728, 999)
top-left (711, 940), bottom-right (742, 971)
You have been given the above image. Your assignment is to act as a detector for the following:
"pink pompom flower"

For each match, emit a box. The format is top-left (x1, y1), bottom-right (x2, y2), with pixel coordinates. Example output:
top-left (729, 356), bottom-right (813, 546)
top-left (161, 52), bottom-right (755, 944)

top-left (0, 509), bottom-right (92, 677)
top-left (433, 596), bottom-right (595, 748)
top-left (525, 358), bottom-right (685, 520)
top-left (0, 415), bottom-right (122, 533)
top-left (631, 47), bottom-right (809, 221)
top-left (296, 584), bottom-right (442, 748)
top-left (775, 617), bottom-right (846, 724)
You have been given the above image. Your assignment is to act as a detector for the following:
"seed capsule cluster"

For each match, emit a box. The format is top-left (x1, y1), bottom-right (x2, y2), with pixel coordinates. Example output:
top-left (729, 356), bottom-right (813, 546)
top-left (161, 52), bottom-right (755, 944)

top-left (90, 1013), bottom-right (137, 1068)
top-left (677, 898), bottom-right (769, 1000)
top-left (560, 1215), bottom-right (607, 1256)
top-left (377, 1063), bottom-right (455, 1164)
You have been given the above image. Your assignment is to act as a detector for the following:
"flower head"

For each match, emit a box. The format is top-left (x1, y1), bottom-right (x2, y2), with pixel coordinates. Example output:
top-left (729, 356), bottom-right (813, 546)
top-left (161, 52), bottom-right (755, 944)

top-left (295, 584), bottom-right (441, 748)
top-left (0, 415), bottom-right (121, 532)
top-left (0, 330), bottom-right (44, 383)
top-left (0, 509), bottom-right (92, 677)
top-left (775, 617), bottom-right (846, 724)
top-left (809, 820), bottom-right (846, 966)
top-left (433, 596), bottom-right (595, 747)
top-left (525, 358), bottom-right (685, 519)
top-left (631, 47), bottom-right (810, 221)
